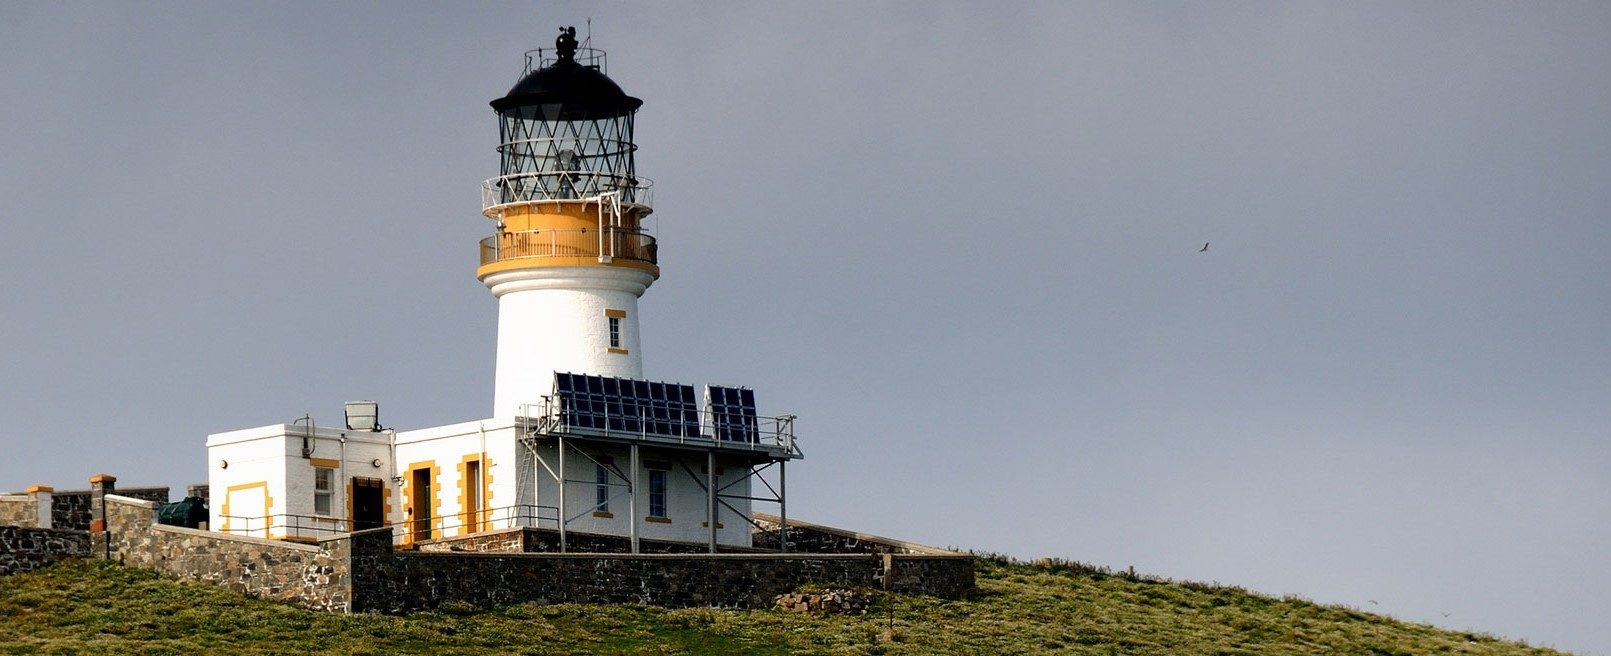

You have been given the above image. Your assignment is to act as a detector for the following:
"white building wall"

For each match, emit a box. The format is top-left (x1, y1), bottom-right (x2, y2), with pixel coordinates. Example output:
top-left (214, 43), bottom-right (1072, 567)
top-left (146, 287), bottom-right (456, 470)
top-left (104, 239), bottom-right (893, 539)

top-left (393, 418), bottom-right (520, 543)
top-left (485, 267), bottom-right (652, 418)
top-left (529, 442), bottom-right (755, 547)
top-left (206, 424), bottom-right (394, 540)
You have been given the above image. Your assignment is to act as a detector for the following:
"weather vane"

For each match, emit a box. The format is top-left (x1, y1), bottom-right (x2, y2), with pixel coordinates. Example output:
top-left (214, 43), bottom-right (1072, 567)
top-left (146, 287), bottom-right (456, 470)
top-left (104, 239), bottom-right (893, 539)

top-left (555, 26), bottom-right (578, 62)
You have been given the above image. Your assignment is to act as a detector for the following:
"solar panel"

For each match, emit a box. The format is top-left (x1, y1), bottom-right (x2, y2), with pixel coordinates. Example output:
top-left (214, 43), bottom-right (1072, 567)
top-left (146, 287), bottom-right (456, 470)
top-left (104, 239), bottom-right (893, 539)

top-left (552, 372), bottom-right (699, 438)
top-left (706, 385), bottom-right (760, 443)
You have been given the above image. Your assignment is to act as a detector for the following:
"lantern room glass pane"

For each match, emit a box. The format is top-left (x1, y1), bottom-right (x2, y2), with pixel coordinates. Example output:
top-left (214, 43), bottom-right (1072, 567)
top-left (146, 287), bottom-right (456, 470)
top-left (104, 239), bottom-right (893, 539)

top-left (496, 109), bottom-right (639, 204)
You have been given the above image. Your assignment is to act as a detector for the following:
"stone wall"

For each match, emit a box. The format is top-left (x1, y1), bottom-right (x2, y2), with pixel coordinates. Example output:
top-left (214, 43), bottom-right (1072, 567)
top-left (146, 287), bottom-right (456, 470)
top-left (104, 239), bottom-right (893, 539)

top-left (887, 554), bottom-right (976, 599)
top-left (353, 531), bottom-right (973, 613)
top-left (751, 513), bottom-right (958, 555)
top-left (0, 495), bottom-right (35, 527)
top-left (0, 526), bottom-right (89, 576)
top-left (52, 486), bottom-right (168, 530)
top-left (100, 494), bottom-right (353, 612)
top-left (418, 527), bottom-right (767, 555)
top-left (76, 497), bottom-right (972, 615)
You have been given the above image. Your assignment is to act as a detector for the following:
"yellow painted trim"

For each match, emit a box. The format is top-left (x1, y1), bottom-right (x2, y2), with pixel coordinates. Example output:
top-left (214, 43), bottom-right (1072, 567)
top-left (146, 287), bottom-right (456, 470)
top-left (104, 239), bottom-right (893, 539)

top-left (456, 454), bottom-right (493, 536)
top-left (604, 309), bottom-right (627, 318)
top-left (25, 485), bottom-right (53, 494)
top-left (401, 460), bottom-right (443, 547)
top-left (607, 347), bottom-right (629, 355)
top-left (221, 481), bottom-right (273, 537)
top-left (592, 511), bottom-right (615, 519)
top-left (476, 256), bottom-right (659, 279)
top-left (88, 474), bottom-right (117, 485)
top-left (493, 201), bottom-right (651, 231)
top-left (309, 458), bottom-right (341, 469)
top-left (645, 516), bottom-right (672, 524)
top-left (701, 522), bottom-right (725, 529)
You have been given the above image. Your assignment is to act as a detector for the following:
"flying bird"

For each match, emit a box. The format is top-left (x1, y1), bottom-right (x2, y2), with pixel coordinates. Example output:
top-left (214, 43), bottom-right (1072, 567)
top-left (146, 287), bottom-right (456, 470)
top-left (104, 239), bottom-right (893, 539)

top-left (1368, 600), bottom-right (1379, 605)
top-left (1199, 242), bottom-right (1209, 253)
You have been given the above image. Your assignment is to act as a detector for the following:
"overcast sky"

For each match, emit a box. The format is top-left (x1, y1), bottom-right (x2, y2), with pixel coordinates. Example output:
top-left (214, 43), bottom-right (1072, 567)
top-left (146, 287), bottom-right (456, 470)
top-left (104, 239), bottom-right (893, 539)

top-left (2, 3), bottom-right (1607, 653)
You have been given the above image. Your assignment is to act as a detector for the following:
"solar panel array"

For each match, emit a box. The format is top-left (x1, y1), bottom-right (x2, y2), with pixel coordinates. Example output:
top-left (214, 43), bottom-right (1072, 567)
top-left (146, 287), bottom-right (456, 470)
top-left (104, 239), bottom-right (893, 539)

top-left (706, 385), bottom-right (759, 443)
top-left (554, 373), bottom-right (701, 438)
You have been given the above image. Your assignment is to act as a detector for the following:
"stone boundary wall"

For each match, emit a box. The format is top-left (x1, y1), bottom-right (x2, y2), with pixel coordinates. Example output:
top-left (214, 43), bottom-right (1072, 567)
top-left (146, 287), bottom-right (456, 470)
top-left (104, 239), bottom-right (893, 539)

top-left (352, 530), bottom-right (973, 613)
top-left (418, 527), bottom-right (767, 555)
top-left (53, 487), bottom-right (168, 531)
top-left (0, 526), bottom-right (90, 576)
top-left (99, 494), bottom-right (353, 612)
top-left (751, 513), bottom-right (959, 555)
top-left (0, 495), bottom-right (35, 527)
top-left (65, 498), bottom-right (973, 615)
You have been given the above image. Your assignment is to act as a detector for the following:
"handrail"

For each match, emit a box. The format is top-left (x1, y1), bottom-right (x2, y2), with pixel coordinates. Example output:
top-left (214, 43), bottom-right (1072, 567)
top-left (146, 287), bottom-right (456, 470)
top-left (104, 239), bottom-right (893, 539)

top-left (400, 504), bottom-right (560, 544)
top-left (479, 227), bottom-right (657, 266)
top-left (519, 398), bottom-right (801, 458)
top-left (483, 172), bottom-right (653, 212)
top-left (218, 513), bottom-right (351, 540)
top-left (523, 46), bottom-right (609, 76)
top-left (219, 503), bottom-right (561, 543)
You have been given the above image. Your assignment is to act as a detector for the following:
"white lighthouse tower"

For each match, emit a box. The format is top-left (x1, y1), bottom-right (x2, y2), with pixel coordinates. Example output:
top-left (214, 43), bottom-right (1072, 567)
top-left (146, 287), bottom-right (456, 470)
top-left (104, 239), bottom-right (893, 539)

top-left (479, 27), bottom-right (657, 418)
top-left (207, 28), bottom-right (800, 552)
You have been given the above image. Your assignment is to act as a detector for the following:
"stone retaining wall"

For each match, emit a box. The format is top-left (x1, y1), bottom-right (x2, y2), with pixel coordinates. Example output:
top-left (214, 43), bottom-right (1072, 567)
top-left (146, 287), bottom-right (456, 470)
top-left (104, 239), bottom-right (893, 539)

top-left (53, 487), bottom-right (168, 531)
top-left (0, 495), bottom-right (35, 527)
top-left (0, 526), bottom-right (90, 576)
top-left (75, 495), bottom-right (971, 615)
top-left (751, 513), bottom-right (958, 555)
top-left (418, 527), bottom-right (766, 554)
top-left (353, 530), bottom-right (972, 613)
top-left (100, 494), bottom-right (353, 612)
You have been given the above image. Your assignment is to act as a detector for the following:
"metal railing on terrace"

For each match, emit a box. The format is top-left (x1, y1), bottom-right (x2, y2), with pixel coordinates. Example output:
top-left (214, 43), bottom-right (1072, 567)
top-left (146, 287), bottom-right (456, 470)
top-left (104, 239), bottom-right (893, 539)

top-left (521, 398), bottom-right (801, 458)
top-left (479, 227), bottom-right (657, 266)
top-left (399, 504), bottom-right (560, 545)
top-left (483, 171), bottom-right (653, 212)
top-left (218, 513), bottom-right (354, 541)
top-left (218, 504), bottom-right (560, 544)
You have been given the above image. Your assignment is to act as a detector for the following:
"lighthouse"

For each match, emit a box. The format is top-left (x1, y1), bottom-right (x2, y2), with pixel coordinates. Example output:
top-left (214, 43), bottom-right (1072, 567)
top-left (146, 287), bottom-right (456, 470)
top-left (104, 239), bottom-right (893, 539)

top-left (206, 28), bottom-right (799, 553)
top-left (479, 27), bottom-right (657, 418)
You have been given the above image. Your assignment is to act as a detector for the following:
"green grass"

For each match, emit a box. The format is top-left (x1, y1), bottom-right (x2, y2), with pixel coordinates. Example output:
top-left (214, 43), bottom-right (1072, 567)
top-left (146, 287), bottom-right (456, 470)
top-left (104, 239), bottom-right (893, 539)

top-left (0, 557), bottom-right (1570, 655)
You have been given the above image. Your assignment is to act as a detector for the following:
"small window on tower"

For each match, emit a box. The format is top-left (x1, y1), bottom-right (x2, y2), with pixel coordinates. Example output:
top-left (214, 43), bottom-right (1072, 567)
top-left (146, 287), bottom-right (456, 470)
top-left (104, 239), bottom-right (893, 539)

top-left (606, 309), bottom-right (628, 354)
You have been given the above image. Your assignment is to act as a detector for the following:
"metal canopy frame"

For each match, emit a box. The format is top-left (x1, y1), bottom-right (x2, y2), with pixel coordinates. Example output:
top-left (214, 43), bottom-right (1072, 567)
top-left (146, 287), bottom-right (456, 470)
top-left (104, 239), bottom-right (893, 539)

top-left (518, 424), bottom-right (792, 554)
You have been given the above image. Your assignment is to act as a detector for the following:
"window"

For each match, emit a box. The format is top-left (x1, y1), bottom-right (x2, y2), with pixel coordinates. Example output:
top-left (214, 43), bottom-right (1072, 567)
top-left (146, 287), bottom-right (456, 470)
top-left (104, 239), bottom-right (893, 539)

top-left (595, 464), bottom-right (610, 513)
top-left (314, 467), bottom-right (334, 516)
top-left (648, 469), bottom-right (667, 518)
top-left (605, 309), bottom-right (627, 353)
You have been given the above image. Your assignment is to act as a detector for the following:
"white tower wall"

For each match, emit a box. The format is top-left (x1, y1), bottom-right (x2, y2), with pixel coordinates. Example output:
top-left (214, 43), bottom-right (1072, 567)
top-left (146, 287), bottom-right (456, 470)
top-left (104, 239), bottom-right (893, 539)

top-left (485, 266), bottom-right (654, 417)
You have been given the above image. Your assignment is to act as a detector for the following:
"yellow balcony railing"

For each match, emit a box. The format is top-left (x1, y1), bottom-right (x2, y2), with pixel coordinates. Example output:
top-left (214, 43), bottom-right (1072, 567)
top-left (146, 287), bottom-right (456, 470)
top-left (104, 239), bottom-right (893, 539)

top-left (479, 227), bottom-right (658, 267)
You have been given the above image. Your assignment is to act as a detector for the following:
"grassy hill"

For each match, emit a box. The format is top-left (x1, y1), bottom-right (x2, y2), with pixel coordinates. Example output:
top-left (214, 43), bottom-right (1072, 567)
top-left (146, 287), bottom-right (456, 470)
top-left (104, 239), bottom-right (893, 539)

top-left (0, 557), bottom-right (1569, 655)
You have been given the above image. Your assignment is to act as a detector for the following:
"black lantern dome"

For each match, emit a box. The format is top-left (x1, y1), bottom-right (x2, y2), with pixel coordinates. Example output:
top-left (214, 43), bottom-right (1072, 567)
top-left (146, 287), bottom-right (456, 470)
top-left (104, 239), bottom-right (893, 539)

top-left (491, 54), bottom-right (642, 120)
top-left (488, 26), bottom-right (646, 204)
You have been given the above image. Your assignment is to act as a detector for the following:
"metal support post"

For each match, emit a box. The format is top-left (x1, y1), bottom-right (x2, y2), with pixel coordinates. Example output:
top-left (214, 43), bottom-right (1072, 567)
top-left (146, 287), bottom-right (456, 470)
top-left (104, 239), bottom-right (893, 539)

top-left (629, 442), bottom-right (640, 554)
top-left (707, 450), bottom-right (717, 553)
top-left (557, 436), bottom-right (567, 553)
top-left (779, 461), bottom-right (788, 553)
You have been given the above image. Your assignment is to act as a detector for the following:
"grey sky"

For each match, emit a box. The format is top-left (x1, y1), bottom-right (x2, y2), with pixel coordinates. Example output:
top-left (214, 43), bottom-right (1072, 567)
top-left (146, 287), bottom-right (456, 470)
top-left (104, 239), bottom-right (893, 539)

top-left (2, 3), bottom-right (1607, 653)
